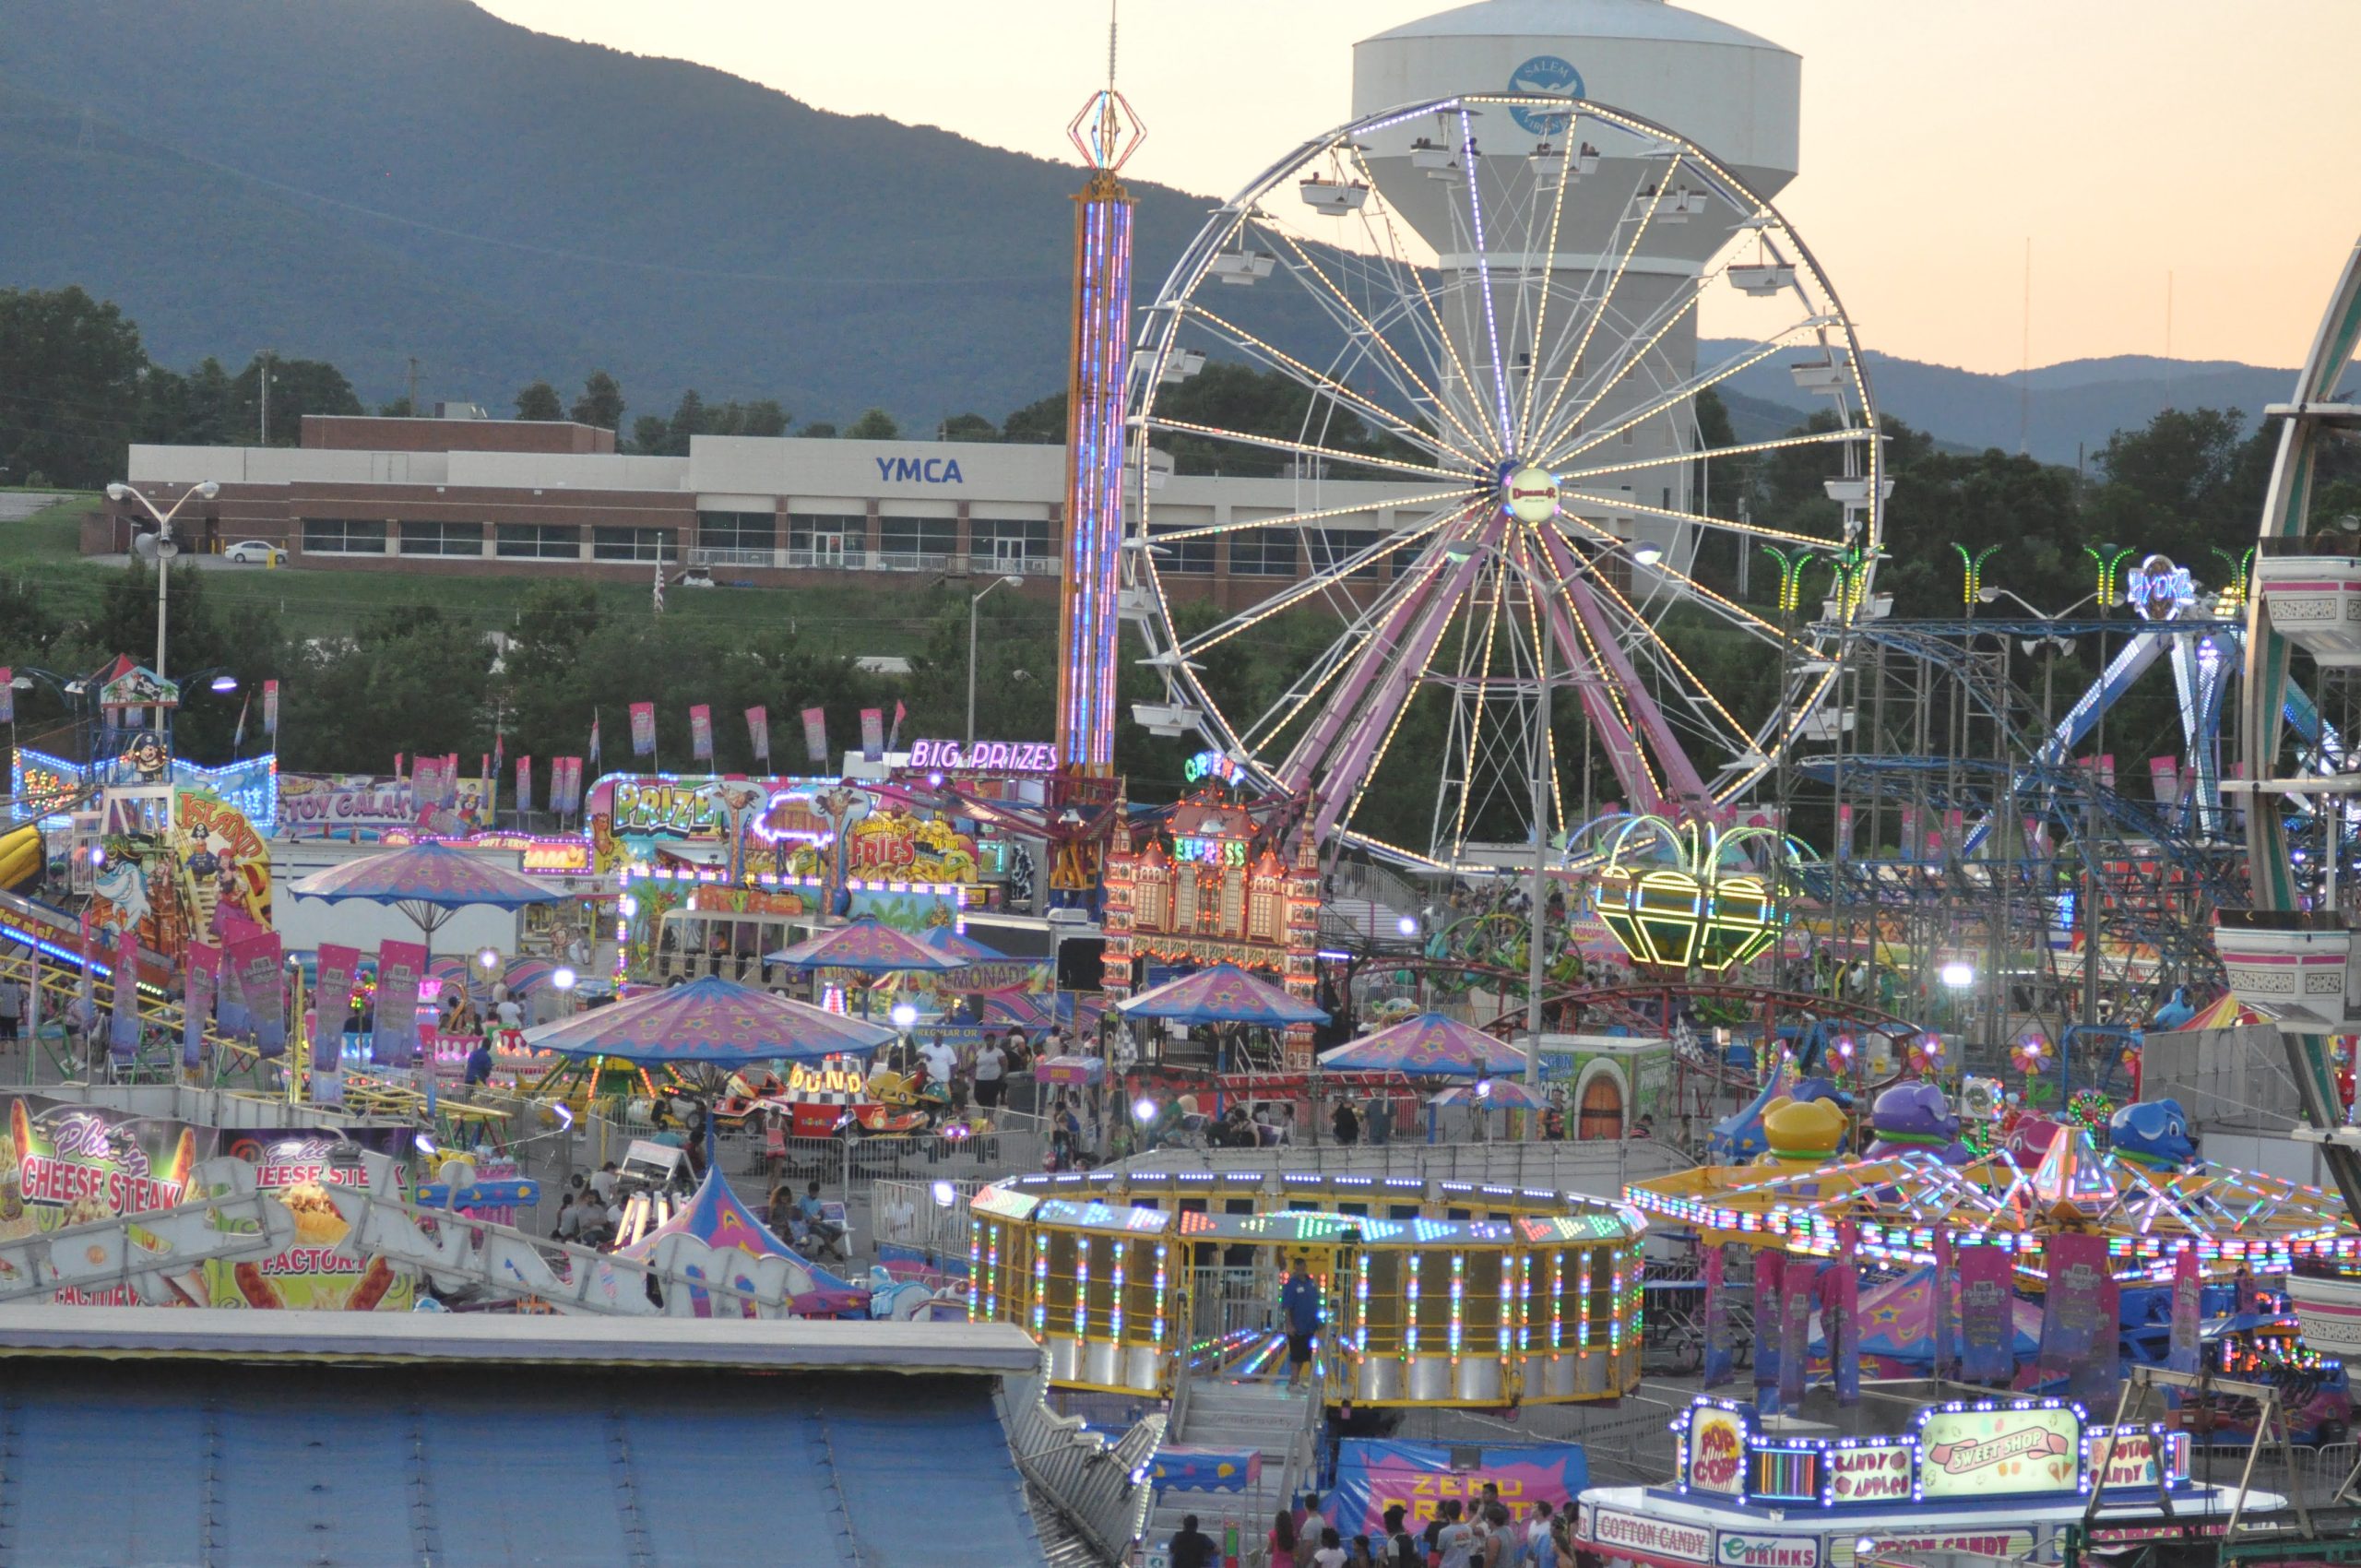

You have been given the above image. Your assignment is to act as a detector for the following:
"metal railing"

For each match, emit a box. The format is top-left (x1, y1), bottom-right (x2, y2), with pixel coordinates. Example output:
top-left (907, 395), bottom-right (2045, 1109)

top-left (1121, 1137), bottom-right (1691, 1199)
top-left (685, 546), bottom-right (771, 567)
top-left (872, 1175), bottom-right (986, 1272)
top-left (872, 551), bottom-right (952, 574)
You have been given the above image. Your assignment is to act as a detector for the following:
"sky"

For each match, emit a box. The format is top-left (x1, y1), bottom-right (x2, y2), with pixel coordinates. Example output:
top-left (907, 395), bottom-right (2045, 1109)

top-left (474, 0), bottom-right (2361, 377)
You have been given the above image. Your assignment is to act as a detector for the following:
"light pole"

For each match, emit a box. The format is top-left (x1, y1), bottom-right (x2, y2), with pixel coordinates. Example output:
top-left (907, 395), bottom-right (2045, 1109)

top-left (967, 573), bottom-right (1026, 748)
top-left (105, 481), bottom-right (219, 682)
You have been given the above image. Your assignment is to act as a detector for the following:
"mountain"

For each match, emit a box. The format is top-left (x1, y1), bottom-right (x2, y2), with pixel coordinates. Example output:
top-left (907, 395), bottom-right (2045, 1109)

top-left (1708, 342), bottom-right (2316, 469)
top-left (0, 0), bottom-right (1230, 426)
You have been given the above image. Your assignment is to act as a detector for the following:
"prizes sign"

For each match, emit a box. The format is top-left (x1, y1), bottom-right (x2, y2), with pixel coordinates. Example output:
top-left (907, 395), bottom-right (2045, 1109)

top-left (1917, 1405), bottom-right (2082, 1500)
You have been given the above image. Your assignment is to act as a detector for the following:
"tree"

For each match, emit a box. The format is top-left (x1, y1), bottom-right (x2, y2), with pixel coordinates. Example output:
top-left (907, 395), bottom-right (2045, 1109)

top-left (570, 369), bottom-right (625, 432)
top-left (375, 396), bottom-right (414, 417)
top-left (797, 422), bottom-right (838, 439)
top-left (844, 407), bottom-right (899, 441)
top-left (938, 411), bottom-right (998, 443)
top-left (2082, 407), bottom-right (2274, 567)
top-left (629, 415), bottom-right (670, 455)
top-left (667, 390), bottom-right (708, 455)
top-left (1003, 392), bottom-right (1065, 444)
top-left (0, 284), bottom-right (148, 486)
top-left (514, 380), bottom-right (563, 421)
top-left (737, 398), bottom-right (790, 437)
top-left (232, 354), bottom-right (361, 445)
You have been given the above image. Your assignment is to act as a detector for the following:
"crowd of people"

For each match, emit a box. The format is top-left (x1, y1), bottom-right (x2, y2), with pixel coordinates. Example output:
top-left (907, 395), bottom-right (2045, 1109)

top-left (1163, 1487), bottom-right (1570, 1568)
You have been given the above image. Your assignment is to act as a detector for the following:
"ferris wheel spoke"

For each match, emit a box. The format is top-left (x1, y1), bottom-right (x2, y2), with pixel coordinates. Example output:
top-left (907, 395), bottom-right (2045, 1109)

top-left (1535, 525), bottom-right (1714, 810)
top-left (1147, 487), bottom-right (1481, 545)
top-left (1142, 415), bottom-right (1468, 482)
top-left (1441, 555), bottom-right (1519, 857)
top-left (1556, 489), bottom-right (1842, 552)
top-left (1539, 256), bottom-right (1774, 453)
top-left (1456, 105), bottom-right (1516, 445)
top-left (1575, 567), bottom-right (1757, 756)
top-left (1254, 223), bottom-right (1501, 464)
top-left (1557, 427), bottom-right (1869, 489)
top-left (1178, 514), bottom-right (1456, 658)
top-left (1549, 516), bottom-right (1792, 646)
top-left (1526, 176), bottom-right (1672, 459)
top-left (1513, 121), bottom-right (1580, 452)
top-left (1176, 304), bottom-right (1482, 470)
top-left (1542, 336), bottom-right (1807, 471)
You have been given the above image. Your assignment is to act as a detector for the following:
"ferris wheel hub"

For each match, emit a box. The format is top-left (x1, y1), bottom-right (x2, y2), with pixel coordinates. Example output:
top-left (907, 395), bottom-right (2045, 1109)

top-left (1502, 465), bottom-right (1560, 525)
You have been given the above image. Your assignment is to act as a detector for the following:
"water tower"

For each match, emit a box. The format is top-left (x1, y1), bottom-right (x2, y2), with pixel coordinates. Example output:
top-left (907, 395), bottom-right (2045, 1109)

top-left (1352, 0), bottom-right (1802, 567)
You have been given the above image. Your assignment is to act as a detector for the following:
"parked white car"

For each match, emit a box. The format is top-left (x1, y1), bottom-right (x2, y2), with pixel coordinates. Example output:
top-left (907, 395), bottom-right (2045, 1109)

top-left (224, 540), bottom-right (286, 565)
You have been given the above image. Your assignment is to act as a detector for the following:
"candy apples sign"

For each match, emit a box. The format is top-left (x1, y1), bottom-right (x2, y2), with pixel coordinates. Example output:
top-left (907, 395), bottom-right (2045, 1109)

top-left (1826, 1443), bottom-right (1912, 1503)
top-left (1916, 1405), bottom-right (2082, 1499)
top-left (1685, 1406), bottom-right (1746, 1496)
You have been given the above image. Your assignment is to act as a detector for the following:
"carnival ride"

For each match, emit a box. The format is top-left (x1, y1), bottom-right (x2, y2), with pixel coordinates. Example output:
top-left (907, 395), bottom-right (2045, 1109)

top-left (1121, 92), bottom-right (1883, 871)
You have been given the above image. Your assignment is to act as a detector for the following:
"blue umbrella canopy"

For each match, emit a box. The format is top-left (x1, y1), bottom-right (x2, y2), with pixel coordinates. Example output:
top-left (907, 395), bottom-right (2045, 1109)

top-left (1317, 1013), bottom-right (1526, 1077)
top-left (518, 975), bottom-right (895, 1066)
top-left (1116, 962), bottom-right (1329, 1026)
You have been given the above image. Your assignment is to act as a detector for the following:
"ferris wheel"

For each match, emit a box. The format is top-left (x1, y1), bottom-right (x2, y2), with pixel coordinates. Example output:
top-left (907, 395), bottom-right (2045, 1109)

top-left (1123, 93), bottom-right (1883, 871)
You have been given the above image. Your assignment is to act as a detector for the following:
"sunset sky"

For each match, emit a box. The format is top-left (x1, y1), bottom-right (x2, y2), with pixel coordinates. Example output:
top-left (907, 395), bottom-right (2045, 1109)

top-left (476, 0), bottom-right (2361, 376)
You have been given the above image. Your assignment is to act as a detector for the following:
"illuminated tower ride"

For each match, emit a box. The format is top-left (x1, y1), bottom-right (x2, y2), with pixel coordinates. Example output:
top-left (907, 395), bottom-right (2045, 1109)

top-left (1053, 24), bottom-right (1143, 775)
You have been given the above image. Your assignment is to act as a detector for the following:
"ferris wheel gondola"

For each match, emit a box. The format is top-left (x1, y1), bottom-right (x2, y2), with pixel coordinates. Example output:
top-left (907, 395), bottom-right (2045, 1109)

top-left (1121, 94), bottom-right (1882, 872)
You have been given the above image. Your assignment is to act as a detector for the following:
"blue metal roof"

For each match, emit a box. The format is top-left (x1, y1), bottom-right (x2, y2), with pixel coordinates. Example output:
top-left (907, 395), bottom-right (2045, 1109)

top-left (0, 1361), bottom-right (1044, 1568)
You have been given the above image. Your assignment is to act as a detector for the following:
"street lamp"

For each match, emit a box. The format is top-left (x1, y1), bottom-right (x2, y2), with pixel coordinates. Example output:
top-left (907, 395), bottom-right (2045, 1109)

top-left (1977, 586), bottom-right (2097, 620)
top-left (967, 573), bottom-right (1026, 748)
top-left (105, 481), bottom-right (219, 682)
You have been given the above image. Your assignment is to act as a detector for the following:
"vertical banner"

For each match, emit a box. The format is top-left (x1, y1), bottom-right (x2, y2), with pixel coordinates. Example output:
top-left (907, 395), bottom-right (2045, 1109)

top-left (688, 703), bottom-right (714, 760)
top-left (184, 942), bottom-right (219, 1069)
top-left (801, 707), bottom-right (829, 766)
top-left (231, 929), bottom-right (286, 1060)
top-left (262, 678), bottom-right (279, 735)
top-left (629, 701), bottom-right (657, 756)
top-left (1897, 806), bottom-right (1917, 863)
top-left (214, 921), bottom-right (250, 1039)
top-left (1829, 1228), bottom-right (1861, 1408)
top-left (313, 943), bottom-right (361, 1075)
top-left (560, 757), bottom-right (584, 814)
top-left (373, 939), bottom-right (427, 1067)
top-left (1752, 1250), bottom-right (1784, 1412)
top-left (109, 923), bottom-right (141, 1063)
top-left (0, 666), bottom-right (12, 725)
top-left (1931, 1229), bottom-right (1957, 1384)
top-left (1835, 803), bottom-right (1854, 858)
top-left (1702, 1242), bottom-right (1734, 1388)
top-left (1958, 1242), bottom-right (2016, 1384)
top-left (886, 698), bottom-right (907, 754)
top-left (515, 755), bottom-right (534, 816)
top-left (859, 707), bottom-right (884, 762)
top-left (2042, 1231), bottom-right (2118, 1405)
top-left (588, 713), bottom-right (602, 772)
top-left (2166, 1243), bottom-right (2201, 1373)
top-left (746, 705), bottom-right (771, 765)
top-left (1778, 1257), bottom-right (1815, 1413)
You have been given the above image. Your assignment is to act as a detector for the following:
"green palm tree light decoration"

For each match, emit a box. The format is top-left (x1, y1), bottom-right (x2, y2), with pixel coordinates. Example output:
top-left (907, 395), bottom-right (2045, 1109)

top-left (1825, 545), bottom-right (1873, 620)
top-left (2209, 544), bottom-right (2259, 613)
top-left (1952, 542), bottom-right (2000, 606)
top-left (1761, 545), bottom-right (1814, 614)
top-left (2084, 543), bottom-right (2137, 610)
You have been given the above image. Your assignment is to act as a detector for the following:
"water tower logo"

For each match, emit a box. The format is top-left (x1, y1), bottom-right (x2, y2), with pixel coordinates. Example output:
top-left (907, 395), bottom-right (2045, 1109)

top-left (1508, 55), bottom-right (1585, 135)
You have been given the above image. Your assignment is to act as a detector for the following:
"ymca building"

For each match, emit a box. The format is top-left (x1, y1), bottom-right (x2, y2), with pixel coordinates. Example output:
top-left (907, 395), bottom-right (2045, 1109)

top-left (104, 415), bottom-right (1430, 610)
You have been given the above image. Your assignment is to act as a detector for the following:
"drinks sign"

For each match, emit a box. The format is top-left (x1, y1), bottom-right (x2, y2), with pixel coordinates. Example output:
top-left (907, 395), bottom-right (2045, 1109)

top-left (1916, 1405), bottom-right (2082, 1500)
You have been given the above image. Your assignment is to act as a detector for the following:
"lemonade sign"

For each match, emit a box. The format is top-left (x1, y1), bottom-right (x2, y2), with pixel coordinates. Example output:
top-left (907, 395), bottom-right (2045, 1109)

top-left (1916, 1405), bottom-right (2082, 1500)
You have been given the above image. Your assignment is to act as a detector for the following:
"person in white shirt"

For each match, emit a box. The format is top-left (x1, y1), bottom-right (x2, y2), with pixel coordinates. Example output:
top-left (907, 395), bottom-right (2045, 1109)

top-left (919, 1034), bottom-right (957, 1085)
top-left (589, 1162), bottom-right (618, 1204)
top-left (971, 1039), bottom-right (1008, 1109)
top-left (495, 996), bottom-right (523, 1032)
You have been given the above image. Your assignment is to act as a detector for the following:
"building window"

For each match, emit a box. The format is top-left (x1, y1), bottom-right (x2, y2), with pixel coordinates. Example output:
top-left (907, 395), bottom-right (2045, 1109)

top-left (398, 521), bottom-right (483, 557)
top-left (788, 513), bottom-right (862, 564)
top-left (696, 510), bottom-right (774, 557)
top-left (877, 516), bottom-right (955, 568)
top-left (593, 527), bottom-right (678, 564)
top-left (1146, 522), bottom-right (1214, 576)
top-left (1308, 528), bottom-right (1382, 582)
top-left (495, 524), bottom-right (581, 560)
top-left (970, 517), bottom-right (1051, 568)
top-left (301, 518), bottom-right (386, 554)
top-left (1229, 527), bottom-right (1298, 576)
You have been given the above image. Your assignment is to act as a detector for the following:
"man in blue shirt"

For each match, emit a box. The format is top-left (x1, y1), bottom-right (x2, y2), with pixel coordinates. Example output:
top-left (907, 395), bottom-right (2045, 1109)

top-left (1279, 1256), bottom-right (1323, 1392)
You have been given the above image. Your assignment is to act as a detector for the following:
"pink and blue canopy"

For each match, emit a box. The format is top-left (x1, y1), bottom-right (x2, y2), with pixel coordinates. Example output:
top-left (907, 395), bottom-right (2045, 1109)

top-left (619, 1166), bottom-right (862, 1311)
top-left (767, 917), bottom-right (974, 975)
top-left (1117, 962), bottom-right (1328, 1027)
top-left (519, 975), bottom-right (894, 1066)
top-left (288, 840), bottom-right (558, 911)
top-left (919, 926), bottom-right (1009, 963)
top-left (1317, 1013), bottom-right (1526, 1077)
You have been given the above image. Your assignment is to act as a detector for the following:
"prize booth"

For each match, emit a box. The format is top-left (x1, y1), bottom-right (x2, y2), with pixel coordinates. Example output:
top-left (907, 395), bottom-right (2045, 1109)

top-left (967, 1169), bottom-right (1643, 1407)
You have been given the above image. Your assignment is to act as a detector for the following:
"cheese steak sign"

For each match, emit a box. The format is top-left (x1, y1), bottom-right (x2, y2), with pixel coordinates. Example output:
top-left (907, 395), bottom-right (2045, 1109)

top-left (1916, 1406), bottom-right (2082, 1499)
top-left (1592, 1510), bottom-right (1712, 1564)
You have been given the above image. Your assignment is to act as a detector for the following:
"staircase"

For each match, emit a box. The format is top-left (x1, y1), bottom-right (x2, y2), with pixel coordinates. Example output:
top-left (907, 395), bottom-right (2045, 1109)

top-left (1145, 1373), bottom-right (1316, 1564)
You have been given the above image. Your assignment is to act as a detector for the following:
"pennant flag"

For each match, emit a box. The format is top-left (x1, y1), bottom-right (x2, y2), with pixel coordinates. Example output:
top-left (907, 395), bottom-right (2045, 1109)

top-left (184, 941), bottom-right (219, 1070)
top-left (588, 713), bottom-right (602, 769)
top-left (109, 923), bottom-right (142, 1064)
top-left (0, 667), bottom-right (13, 725)
top-left (516, 754), bottom-right (534, 815)
top-left (231, 928), bottom-right (286, 1060)
top-left (373, 939), bottom-right (427, 1067)
top-left (801, 706), bottom-right (829, 766)
top-left (492, 729), bottom-right (504, 772)
top-left (629, 701), bottom-right (657, 756)
top-left (689, 703), bottom-right (714, 760)
top-left (262, 678), bottom-right (279, 735)
top-left (313, 943), bottom-right (361, 1075)
top-left (746, 705), bottom-right (771, 765)
top-left (232, 690), bottom-right (250, 751)
top-left (886, 698), bottom-right (907, 754)
top-left (859, 707), bottom-right (884, 762)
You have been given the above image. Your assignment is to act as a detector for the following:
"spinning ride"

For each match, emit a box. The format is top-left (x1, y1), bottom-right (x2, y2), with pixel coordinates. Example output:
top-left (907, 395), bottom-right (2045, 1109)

top-left (1124, 92), bottom-right (1882, 868)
